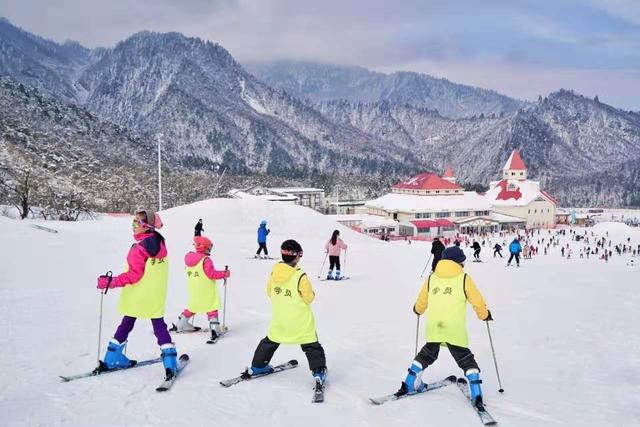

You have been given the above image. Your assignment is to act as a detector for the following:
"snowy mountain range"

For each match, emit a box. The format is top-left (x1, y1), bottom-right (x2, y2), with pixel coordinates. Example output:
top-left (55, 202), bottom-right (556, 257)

top-left (246, 60), bottom-right (525, 119)
top-left (1, 17), bottom-right (639, 207)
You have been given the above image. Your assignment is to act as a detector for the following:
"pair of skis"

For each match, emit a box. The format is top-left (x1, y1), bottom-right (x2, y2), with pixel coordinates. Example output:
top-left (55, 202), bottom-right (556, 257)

top-left (169, 323), bottom-right (229, 344)
top-left (369, 376), bottom-right (497, 425)
top-left (219, 360), bottom-right (324, 403)
top-left (59, 354), bottom-right (190, 392)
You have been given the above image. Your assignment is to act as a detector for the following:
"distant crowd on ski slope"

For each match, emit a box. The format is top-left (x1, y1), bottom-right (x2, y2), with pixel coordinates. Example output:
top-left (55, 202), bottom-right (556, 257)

top-left (429, 227), bottom-right (639, 264)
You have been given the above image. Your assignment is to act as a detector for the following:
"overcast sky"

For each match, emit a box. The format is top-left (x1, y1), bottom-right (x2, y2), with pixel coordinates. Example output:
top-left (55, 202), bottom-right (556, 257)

top-left (1, 0), bottom-right (639, 110)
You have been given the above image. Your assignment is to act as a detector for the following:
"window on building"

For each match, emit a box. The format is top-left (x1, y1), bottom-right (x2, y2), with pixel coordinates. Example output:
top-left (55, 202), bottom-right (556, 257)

top-left (436, 190), bottom-right (440, 194)
top-left (520, 172), bottom-right (523, 176)
top-left (456, 211), bottom-right (470, 217)
top-left (511, 172), bottom-right (515, 176)
top-left (528, 209), bottom-right (531, 214)
top-left (436, 212), bottom-right (449, 218)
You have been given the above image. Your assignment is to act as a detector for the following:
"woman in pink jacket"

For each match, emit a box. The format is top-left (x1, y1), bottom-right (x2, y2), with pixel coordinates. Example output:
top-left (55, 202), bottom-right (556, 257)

top-left (325, 230), bottom-right (348, 280)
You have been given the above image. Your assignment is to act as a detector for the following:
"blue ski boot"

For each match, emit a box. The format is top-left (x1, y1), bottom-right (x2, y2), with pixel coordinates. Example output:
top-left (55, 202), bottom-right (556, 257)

top-left (326, 270), bottom-right (334, 280)
top-left (313, 367), bottom-right (327, 385)
top-left (399, 361), bottom-right (426, 395)
top-left (245, 364), bottom-right (274, 378)
top-left (335, 270), bottom-right (342, 280)
top-left (466, 368), bottom-right (483, 406)
top-left (103, 339), bottom-right (133, 370)
top-left (160, 343), bottom-right (178, 379)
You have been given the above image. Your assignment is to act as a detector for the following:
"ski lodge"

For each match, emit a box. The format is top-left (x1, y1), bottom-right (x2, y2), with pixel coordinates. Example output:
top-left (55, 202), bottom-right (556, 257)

top-left (356, 150), bottom-right (556, 237)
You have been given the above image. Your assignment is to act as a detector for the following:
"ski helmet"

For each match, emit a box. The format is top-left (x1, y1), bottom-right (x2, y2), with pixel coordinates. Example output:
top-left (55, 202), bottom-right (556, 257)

top-left (281, 239), bottom-right (303, 261)
top-left (442, 246), bottom-right (466, 265)
top-left (193, 236), bottom-right (213, 253)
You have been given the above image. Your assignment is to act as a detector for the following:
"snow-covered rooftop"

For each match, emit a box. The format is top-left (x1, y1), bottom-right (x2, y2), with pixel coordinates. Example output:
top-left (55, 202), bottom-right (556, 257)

top-left (486, 179), bottom-right (555, 207)
top-left (269, 187), bottom-right (325, 193)
top-left (503, 149), bottom-right (527, 170)
top-left (366, 191), bottom-right (491, 212)
top-left (392, 173), bottom-right (463, 191)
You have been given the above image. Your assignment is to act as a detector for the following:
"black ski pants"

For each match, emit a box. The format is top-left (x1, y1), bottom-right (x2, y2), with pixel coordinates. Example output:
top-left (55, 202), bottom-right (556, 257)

top-left (252, 336), bottom-right (326, 371)
top-left (508, 253), bottom-right (520, 265)
top-left (256, 243), bottom-right (268, 255)
top-left (474, 248), bottom-right (481, 259)
top-left (415, 342), bottom-right (479, 373)
top-left (329, 255), bottom-right (341, 271)
top-left (494, 249), bottom-right (502, 258)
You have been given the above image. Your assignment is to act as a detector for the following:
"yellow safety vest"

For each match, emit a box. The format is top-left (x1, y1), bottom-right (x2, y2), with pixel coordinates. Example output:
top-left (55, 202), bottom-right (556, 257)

top-left (267, 269), bottom-right (317, 344)
top-left (118, 256), bottom-right (169, 319)
top-left (185, 257), bottom-right (220, 313)
top-left (426, 272), bottom-right (468, 347)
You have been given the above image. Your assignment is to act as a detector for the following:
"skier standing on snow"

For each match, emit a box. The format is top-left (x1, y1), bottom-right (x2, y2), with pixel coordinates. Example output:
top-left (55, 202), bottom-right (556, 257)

top-left (194, 219), bottom-right (204, 237)
top-left (325, 229), bottom-right (348, 280)
top-left (96, 209), bottom-right (179, 380)
top-left (243, 240), bottom-right (327, 386)
top-left (472, 240), bottom-right (481, 261)
top-left (398, 246), bottom-right (492, 408)
top-left (255, 220), bottom-right (271, 258)
top-left (431, 237), bottom-right (445, 271)
top-left (174, 236), bottom-right (231, 340)
top-left (507, 237), bottom-right (522, 267)
top-left (493, 243), bottom-right (503, 258)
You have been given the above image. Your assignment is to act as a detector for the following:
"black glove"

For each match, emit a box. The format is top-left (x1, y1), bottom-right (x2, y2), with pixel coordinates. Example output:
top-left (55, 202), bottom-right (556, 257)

top-left (484, 310), bottom-right (494, 321)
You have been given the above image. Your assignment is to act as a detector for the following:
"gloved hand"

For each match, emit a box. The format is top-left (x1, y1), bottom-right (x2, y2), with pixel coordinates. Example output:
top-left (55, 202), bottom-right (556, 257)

top-left (97, 275), bottom-right (112, 289)
top-left (484, 310), bottom-right (494, 321)
top-left (224, 270), bottom-right (231, 279)
top-left (97, 275), bottom-right (123, 289)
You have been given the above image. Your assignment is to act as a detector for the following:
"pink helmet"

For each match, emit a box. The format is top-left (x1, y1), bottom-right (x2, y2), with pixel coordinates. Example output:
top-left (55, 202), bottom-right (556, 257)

top-left (194, 236), bottom-right (213, 253)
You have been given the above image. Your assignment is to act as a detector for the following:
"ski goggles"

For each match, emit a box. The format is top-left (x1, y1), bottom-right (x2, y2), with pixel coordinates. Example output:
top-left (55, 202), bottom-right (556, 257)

top-left (281, 249), bottom-right (303, 257)
top-left (132, 217), bottom-right (150, 229)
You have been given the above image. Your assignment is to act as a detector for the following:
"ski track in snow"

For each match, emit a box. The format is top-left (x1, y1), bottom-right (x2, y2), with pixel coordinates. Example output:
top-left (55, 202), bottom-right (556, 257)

top-left (1, 199), bottom-right (640, 426)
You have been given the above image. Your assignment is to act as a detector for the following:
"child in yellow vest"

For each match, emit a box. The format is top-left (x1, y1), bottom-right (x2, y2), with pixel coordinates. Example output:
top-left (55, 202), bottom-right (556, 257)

top-left (174, 236), bottom-right (231, 339)
top-left (96, 209), bottom-right (179, 379)
top-left (399, 246), bottom-right (493, 408)
top-left (245, 239), bottom-right (327, 386)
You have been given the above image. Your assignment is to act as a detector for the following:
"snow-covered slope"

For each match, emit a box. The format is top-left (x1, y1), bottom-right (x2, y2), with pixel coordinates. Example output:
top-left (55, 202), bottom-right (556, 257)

top-left (1, 199), bottom-right (639, 426)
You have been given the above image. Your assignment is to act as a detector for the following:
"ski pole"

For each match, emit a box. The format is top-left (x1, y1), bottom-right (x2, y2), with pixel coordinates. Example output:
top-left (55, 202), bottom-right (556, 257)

top-left (414, 314), bottom-right (420, 356)
top-left (419, 254), bottom-right (433, 278)
top-left (343, 249), bottom-right (347, 273)
top-left (486, 321), bottom-right (505, 393)
top-left (97, 271), bottom-right (112, 366)
top-left (318, 252), bottom-right (328, 278)
top-left (221, 265), bottom-right (229, 331)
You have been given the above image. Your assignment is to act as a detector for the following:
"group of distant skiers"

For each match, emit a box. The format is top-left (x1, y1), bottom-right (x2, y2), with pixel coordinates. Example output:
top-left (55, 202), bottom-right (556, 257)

top-left (92, 208), bottom-right (495, 410)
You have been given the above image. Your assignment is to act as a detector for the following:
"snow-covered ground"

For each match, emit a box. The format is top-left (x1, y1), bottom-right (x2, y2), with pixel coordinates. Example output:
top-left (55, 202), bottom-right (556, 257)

top-left (1, 198), bottom-right (639, 426)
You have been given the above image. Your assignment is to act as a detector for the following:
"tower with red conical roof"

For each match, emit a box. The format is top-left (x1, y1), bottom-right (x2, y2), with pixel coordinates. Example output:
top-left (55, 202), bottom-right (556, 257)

top-left (503, 149), bottom-right (527, 180)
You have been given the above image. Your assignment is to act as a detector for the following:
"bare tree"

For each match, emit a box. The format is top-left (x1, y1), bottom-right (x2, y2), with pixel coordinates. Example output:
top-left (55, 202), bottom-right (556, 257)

top-left (0, 167), bottom-right (36, 219)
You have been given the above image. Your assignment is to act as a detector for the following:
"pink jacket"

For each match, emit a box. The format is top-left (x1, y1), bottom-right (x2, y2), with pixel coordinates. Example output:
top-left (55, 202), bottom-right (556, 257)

top-left (325, 238), bottom-right (348, 256)
top-left (112, 232), bottom-right (168, 287)
top-left (184, 251), bottom-right (227, 280)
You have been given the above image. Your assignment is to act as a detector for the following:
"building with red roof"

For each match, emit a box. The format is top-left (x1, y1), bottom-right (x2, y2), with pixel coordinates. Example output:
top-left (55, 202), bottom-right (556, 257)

top-left (486, 150), bottom-right (557, 228)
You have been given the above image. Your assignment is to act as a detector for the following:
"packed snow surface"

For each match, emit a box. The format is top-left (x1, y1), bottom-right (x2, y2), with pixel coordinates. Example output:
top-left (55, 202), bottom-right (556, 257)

top-left (1, 199), bottom-right (639, 426)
